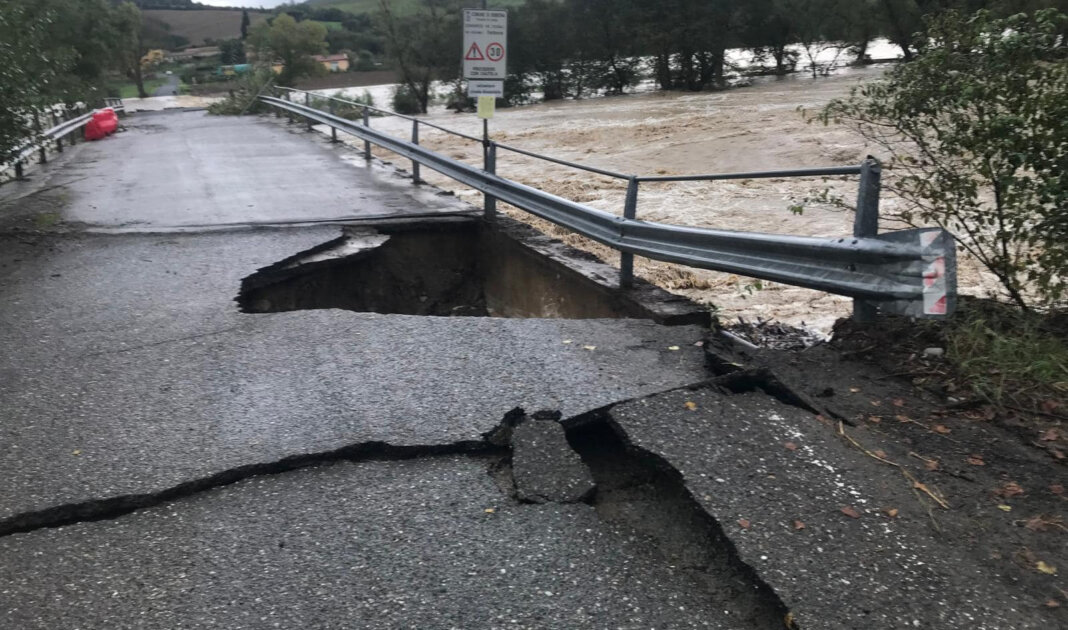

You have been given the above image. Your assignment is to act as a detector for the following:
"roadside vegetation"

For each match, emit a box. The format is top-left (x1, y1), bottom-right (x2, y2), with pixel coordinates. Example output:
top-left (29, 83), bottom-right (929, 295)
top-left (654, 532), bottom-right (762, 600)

top-left (810, 8), bottom-right (1067, 418)
top-left (0, 0), bottom-right (151, 165)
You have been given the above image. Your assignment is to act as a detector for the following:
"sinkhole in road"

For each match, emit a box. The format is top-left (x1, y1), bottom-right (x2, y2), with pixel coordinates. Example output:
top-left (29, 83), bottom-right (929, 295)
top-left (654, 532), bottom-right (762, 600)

top-left (238, 216), bottom-right (709, 325)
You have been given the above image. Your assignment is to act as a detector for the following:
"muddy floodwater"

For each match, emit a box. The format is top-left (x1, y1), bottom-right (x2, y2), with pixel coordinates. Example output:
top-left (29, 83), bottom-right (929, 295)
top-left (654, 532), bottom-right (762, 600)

top-left (319, 62), bottom-right (1001, 333)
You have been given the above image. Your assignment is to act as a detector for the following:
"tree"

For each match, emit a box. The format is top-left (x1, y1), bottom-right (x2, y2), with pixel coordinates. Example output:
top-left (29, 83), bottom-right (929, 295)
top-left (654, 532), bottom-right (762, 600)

top-left (219, 39), bottom-right (246, 65)
top-left (0, 0), bottom-right (56, 165)
top-left (819, 9), bottom-right (1068, 308)
top-left (376, 0), bottom-right (460, 114)
top-left (113, 2), bottom-right (148, 99)
top-left (247, 13), bottom-right (327, 87)
top-left (240, 9), bottom-right (250, 40)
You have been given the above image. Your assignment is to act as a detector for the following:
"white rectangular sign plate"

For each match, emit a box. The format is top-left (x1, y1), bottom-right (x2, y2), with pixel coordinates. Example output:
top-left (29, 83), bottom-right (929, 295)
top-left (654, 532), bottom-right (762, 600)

top-left (468, 80), bottom-right (504, 97)
top-left (463, 9), bottom-right (507, 80)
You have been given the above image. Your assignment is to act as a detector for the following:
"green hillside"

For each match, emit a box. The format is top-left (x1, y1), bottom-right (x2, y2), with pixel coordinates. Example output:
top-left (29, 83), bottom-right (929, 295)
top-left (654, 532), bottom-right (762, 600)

top-left (143, 9), bottom-right (269, 46)
top-left (307, 0), bottom-right (527, 16)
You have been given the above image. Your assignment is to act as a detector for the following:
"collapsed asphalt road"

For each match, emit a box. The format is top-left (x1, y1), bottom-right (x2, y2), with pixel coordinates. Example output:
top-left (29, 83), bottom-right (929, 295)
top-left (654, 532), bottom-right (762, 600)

top-left (1, 109), bottom-right (1059, 629)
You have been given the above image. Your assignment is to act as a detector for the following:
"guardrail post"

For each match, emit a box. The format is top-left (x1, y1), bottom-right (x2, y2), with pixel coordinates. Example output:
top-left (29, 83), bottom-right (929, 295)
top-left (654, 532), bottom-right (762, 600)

top-left (52, 112), bottom-right (63, 153)
top-left (304, 92), bottom-right (313, 131)
top-left (34, 113), bottom-right (47, 165)
top-left (852, 158), bottom-right (882, 322)
top-left (484, 142), bottom-right (497, 220)
top-left (620, 177), bottom-right (639, 288)
top-left (328, 100), bottom-right (338, 143)
top-left (362, 107), bottom-right (371, 160)
top-left (68, 107), bottom-right (77, 147)
top-left (411, 120), bottom-right (421, 184)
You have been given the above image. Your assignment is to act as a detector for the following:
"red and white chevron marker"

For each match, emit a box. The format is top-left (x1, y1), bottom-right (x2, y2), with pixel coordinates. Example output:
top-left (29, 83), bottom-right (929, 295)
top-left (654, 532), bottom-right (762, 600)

top-left (921, 231), bottom-right (948, 316)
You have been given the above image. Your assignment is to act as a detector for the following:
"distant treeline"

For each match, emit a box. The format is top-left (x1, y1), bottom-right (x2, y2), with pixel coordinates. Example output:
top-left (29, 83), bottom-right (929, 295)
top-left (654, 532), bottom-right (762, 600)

top-left (510, 0), bottom-right (1068, 94)
top-left (369, 0), bottom-right (1068, 111)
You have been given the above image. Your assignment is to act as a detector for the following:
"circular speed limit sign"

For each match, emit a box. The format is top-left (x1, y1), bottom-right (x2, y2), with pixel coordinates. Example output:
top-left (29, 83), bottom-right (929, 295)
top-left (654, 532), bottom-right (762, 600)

top-left (486, 42), bottom-right (505, 62)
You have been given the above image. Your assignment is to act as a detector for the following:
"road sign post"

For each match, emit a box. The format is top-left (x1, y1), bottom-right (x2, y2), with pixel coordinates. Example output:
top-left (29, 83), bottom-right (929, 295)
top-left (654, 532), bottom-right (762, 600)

top-left (464, 7), bottom-right (507, 217)
top-left (463, 9), bottom-right (507, 85)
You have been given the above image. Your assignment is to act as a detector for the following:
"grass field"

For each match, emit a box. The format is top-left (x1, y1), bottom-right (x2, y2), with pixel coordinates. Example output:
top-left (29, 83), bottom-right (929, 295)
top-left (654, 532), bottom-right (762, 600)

top-left (143, 9), bottom-right (269, 45)
top-left (117, 79), bottom-right (167, 99)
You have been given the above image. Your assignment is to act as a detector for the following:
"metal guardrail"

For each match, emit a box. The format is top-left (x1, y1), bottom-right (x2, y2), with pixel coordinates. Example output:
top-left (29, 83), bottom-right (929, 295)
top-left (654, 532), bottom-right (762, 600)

top-left (6, 99), bottom-right (123, 180)
top-left (261, 90), bottom-right (956, 319)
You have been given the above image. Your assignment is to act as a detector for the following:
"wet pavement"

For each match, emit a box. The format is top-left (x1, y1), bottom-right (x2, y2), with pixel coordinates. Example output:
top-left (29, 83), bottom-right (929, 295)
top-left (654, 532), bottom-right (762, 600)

top-left (1, 108), bottom-right (1058, 629)
top-left (0, 109), bottom-right (718, 628)
top-left (57, 109), bottom-right (469, 230)
top-left (0, 456), bottom-right (753, 629)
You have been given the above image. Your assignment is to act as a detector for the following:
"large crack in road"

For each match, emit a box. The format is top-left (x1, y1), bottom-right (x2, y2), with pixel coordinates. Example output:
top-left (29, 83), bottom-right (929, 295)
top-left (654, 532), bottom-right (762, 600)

top-left (3, 109), bottom-right (1056, 629)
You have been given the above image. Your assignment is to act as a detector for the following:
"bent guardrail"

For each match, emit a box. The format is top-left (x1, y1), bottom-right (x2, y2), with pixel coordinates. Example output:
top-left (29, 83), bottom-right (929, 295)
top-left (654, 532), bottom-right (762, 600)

top-left (259, 91), bottom-right (956, 320)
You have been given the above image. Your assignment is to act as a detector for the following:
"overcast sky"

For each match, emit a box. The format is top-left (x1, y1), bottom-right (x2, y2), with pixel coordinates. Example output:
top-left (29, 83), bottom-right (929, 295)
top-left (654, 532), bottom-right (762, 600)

top-left (198, 1), bottom-right (293, 8)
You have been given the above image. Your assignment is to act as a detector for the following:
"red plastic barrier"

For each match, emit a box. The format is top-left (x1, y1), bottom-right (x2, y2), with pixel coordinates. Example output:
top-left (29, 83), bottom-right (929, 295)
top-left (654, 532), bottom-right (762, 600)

top-left (93, 109), bottom-right (118, 136)
top-left (84, 118), bottom-right (106, 141)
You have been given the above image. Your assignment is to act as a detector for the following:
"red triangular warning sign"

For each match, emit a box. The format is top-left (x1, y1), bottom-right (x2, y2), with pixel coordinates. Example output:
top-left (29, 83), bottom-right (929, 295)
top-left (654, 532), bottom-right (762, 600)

top-left (465, 43), bottom-right (485, 61)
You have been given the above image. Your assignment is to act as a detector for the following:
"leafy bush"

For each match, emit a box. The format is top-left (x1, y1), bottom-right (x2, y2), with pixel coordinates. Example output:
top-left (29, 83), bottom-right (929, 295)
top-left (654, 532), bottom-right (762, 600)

top-left (818, 9), bottom-right (1068, 309)
top-left (206, 70), bottom-right (275, 116)
top-left (390, 84), bottom-right (423, 115)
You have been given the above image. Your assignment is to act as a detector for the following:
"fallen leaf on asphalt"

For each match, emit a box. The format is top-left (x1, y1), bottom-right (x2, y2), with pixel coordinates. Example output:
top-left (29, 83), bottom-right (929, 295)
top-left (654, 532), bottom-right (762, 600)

top-left (996, 481), bottom-right (1025, 498)
top-left (1050, 483), bottom-right (1065, 495)
top-left (867, 415), bottom-right (882, 423)
top-left (895, 414), bottom-right (911, 423)
top-left (1021, 515), bottom-right (1059, 532)
top-left (1046, 599), bottom-right (1061, 608)
top-left (1052, 448), bottom-right (1065, 460)
top-left (1040, 428), bottom-right (1060, 441)
top-left (562, 339), bottom-right (572, 344)
top-left (484, 508), bottom-right (495, 514)
top-left (784, 442), bottom-right (798, 451)
top-left (1041, 399), bottom-right (1061, 414)
top-left (582, 345), bottom-right (596, 351)
top-left (997, 504), bottom-right (1013, 512)
top-left (925, 459), bottom-right (940, 471)
top-left (933, 424), bottom-right (951, 434)
top-left (667, 345), bottom-right (680, 351)
top-left (966, 455), bottom-right (986, 466)
top-left (883, 507), bottom-right (899, 518)
top-left (793, 520), bottom-right (805, 530)
top-left (870, 400), bottom-right (882, 407)
top-left (840, 506), bottom-right (861, 519)
top-left (1036, 561), bottom-right (1057, 575)
top-left (873, 449), bottom-right (888, 459)
top-left (72, 450), bottom-right (81, 456)
top-left (849, 387), bottom-right (860, 393)
top-left (738, 519), bottom-right (751, 529)
top-left (892, 398), bottom-right (905, 407)
top-left (684, 401), bottom-right (697, 411)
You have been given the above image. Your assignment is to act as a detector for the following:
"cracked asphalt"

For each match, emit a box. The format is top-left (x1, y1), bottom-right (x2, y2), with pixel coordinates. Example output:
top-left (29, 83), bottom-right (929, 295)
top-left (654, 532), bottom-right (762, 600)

top-left (2, 108), bottom-right (1050, 629)
top-left (0, 456), bottom-right (751, 629)
top-left (0, 110), bottom-right (719, 628)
